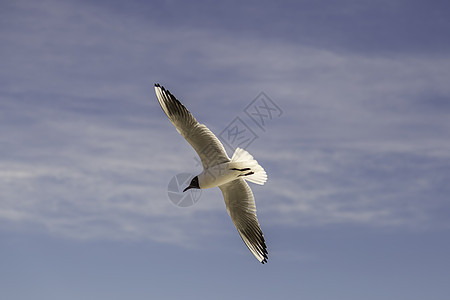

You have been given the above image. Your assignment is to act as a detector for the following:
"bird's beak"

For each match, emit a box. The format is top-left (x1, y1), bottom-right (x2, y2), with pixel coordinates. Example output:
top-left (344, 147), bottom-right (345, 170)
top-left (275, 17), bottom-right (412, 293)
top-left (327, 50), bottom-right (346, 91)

top-left (183, 186), bottom-right (192, 192)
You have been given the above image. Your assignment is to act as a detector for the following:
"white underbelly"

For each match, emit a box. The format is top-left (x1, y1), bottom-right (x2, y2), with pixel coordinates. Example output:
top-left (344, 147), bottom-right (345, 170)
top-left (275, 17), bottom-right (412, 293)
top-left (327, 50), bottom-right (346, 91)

top-left (198, 163), bottom-right (239, 189)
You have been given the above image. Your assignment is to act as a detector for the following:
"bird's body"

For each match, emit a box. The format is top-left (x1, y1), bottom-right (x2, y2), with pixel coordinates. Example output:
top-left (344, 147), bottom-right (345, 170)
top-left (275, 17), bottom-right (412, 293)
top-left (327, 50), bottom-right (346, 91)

top-left (198, 163), bottom-right (242, 189)
top-left (198, 148), bottom-right (267, 189)
top-left (154, 84), bottom-right (268, 263)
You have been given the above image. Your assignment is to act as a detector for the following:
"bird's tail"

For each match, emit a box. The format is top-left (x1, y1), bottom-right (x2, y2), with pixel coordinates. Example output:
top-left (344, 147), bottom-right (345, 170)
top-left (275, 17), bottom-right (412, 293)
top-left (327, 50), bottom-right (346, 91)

top-left (230, 148), bottom-right (267, 185)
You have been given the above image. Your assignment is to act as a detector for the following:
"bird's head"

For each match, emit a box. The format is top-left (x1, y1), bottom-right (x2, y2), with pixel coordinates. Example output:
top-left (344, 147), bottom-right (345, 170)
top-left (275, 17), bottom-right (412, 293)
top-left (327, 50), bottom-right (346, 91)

top-left (183, 176), bottom-right (200, 192)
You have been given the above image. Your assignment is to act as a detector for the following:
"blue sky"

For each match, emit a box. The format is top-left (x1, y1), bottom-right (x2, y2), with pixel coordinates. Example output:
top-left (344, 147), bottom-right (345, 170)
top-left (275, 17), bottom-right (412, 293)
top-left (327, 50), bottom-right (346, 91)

top-left (1, 0), bottom-right (450, 299)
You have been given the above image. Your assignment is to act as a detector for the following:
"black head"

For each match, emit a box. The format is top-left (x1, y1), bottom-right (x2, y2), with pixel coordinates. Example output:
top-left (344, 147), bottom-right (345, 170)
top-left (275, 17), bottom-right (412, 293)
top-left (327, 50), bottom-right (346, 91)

top-left (183, 176), bottom-right (200, 192)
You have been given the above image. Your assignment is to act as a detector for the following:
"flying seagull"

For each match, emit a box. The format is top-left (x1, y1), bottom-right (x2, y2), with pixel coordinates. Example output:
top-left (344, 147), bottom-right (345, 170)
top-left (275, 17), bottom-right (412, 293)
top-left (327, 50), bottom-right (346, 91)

top-left (154, 84), bottom-right (268, 264)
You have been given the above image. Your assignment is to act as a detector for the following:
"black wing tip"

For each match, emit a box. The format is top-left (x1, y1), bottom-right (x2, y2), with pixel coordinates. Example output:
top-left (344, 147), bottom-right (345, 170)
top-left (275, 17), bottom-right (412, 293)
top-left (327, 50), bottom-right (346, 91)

top-left (261, 249), bottom-right (268, 264)
top-left (155, 83), bottom-right (175, 98)
top-left (155, 83), bottom-right (168, 92)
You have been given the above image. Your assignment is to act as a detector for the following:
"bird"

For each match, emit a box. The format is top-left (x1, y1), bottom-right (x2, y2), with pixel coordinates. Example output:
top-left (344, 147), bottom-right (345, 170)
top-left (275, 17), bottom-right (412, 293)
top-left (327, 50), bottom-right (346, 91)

top-left (154, 83), bottom-right (268, 264)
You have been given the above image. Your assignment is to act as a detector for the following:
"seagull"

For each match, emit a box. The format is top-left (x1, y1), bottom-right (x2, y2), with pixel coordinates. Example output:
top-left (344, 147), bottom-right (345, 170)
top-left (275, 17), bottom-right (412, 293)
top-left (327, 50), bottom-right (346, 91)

top-left (154, 84), bottom-right (268, 264)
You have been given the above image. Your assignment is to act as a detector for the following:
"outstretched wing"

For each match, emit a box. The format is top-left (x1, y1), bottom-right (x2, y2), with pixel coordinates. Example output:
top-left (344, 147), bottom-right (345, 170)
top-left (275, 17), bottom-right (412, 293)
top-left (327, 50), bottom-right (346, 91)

top-left (219, 178), bottom-right (268, 263)
top-left (155, 84), bottom-right (230, 168)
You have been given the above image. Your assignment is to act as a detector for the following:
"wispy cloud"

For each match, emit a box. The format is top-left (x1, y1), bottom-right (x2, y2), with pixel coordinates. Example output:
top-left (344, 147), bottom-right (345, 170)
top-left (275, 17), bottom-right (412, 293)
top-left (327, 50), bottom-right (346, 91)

top-left (1, 0), bottom-right (450, 247)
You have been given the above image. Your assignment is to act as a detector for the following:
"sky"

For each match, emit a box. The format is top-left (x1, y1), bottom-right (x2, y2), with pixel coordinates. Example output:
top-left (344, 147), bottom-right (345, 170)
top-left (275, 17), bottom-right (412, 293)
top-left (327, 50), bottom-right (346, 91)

top-left (1, 0), bottom-right (450, 299)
